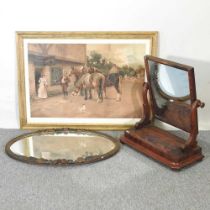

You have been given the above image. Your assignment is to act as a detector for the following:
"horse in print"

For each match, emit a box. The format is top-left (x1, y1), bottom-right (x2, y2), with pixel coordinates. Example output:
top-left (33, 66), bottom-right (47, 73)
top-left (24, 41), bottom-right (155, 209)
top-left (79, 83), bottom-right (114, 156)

top-left (70, 66), bottom-right (86, 85)
top-left (69, 66), bottom-right (87, 96)
top-left (70, 66), bottom-right (100, 82)
top-left (70, 65), bottom-right (122, 102)
top-left (105, 64), bottom-right (122, 101)
top-left (72, 72), bottom-right (106, 103)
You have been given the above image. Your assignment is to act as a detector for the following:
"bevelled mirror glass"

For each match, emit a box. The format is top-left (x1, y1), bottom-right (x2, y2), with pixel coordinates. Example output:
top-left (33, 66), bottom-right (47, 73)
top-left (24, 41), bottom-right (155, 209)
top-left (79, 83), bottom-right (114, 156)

top-left (157, 64), bottom-right (190, 99)
top-left (146, 56), bottom-right (197, 132)
top-left (148, 61), bottom-right (191, 104)
top-left (5, 130), bottom-right (120, 165)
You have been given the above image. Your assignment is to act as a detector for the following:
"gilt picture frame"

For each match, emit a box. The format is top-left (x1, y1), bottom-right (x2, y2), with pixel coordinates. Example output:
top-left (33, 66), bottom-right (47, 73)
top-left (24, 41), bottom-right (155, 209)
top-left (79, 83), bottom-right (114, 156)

top-left (17, 31), bottom-right (158, 130)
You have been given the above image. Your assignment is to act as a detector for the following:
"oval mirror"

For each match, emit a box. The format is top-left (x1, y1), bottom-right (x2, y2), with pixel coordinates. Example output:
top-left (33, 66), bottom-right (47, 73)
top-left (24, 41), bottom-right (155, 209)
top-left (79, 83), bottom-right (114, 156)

top-left (157, 64), bottom-right (190, 100)
top-left (5, 130), bottom-right (120, 165)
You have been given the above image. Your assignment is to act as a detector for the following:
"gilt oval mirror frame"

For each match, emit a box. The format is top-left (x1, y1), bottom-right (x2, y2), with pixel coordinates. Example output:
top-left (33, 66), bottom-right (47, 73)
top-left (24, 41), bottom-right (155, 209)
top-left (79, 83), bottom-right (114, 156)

top-left (5, 129), bottom-right (120, 165)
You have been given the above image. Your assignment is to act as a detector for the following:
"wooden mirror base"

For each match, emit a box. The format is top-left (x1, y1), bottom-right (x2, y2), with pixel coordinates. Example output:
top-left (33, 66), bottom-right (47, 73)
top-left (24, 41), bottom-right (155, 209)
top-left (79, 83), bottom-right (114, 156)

top-left (120, 126), bottom-right (204, 170)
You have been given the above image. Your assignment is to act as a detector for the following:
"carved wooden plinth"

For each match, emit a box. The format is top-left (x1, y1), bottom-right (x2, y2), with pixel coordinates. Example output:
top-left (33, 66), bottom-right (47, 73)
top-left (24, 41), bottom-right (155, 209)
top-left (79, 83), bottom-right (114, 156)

top-left (120, 126), bottom-right (204, 170)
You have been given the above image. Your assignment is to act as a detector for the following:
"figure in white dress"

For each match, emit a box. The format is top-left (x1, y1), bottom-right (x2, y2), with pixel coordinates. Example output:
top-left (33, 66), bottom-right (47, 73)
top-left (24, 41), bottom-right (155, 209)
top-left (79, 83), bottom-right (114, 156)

top-left (38, 75), bottom-right (48, 98)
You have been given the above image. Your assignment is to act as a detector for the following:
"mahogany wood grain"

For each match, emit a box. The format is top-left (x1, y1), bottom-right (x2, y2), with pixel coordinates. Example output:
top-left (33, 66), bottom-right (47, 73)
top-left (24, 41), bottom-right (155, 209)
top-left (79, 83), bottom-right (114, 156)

top-left (121, 135), bottom-right (204, 170)
top-left (120, 56), bottom-right (205, 170)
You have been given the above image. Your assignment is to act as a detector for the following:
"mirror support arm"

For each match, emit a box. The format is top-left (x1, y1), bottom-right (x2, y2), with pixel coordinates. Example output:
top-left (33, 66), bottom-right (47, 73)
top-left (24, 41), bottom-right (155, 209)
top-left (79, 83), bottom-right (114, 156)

top-left (182, 100), bottom-right (205, 150)
top-left (135, 82), bottom-right (151, 129)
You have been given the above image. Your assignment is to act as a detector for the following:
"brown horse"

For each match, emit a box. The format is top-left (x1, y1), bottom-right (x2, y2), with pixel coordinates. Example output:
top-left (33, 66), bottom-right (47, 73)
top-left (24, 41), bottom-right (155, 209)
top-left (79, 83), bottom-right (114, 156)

top-left (105, 64), bottom-right (122, 101)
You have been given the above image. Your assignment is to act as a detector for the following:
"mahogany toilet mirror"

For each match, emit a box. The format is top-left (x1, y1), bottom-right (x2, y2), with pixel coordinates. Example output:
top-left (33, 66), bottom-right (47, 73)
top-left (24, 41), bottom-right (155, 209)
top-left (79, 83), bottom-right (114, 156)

top-left (121, 55), bottom-right (205, 170)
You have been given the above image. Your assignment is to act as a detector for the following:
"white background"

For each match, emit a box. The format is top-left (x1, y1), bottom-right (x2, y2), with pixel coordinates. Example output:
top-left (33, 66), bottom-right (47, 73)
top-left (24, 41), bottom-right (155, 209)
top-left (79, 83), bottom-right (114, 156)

top-left (0, 0), bottom-right (209, 129)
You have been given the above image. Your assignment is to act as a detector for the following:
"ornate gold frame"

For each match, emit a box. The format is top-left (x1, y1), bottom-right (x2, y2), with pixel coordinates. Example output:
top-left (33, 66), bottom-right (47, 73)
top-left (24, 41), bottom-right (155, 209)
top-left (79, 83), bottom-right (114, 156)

top-left (17, 31), bottom-right (158, 130)
top-left (5, 129), bottom-right (121, 165)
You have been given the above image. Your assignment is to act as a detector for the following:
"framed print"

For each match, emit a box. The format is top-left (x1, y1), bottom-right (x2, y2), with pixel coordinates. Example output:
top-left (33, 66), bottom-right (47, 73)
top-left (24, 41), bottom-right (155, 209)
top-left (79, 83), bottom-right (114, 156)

top-left (17, 31), bottom-right (158, 130)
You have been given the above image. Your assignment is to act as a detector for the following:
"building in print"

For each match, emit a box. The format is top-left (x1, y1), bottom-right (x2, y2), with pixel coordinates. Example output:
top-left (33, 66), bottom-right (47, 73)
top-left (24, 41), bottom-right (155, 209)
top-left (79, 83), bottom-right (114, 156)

top-left (28, 44), bottom-right (86, 98)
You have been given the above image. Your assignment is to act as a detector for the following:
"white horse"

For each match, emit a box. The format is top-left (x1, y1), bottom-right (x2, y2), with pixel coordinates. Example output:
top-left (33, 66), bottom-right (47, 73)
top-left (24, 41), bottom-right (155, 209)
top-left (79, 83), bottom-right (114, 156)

top-left (72, 72), bottom-right (106, 103)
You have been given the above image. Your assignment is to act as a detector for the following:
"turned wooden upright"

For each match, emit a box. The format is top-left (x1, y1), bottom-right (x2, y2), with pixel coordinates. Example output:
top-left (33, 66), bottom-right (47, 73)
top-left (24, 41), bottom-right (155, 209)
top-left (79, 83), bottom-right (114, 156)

top-left (120, 56), bottom-right (205, 170)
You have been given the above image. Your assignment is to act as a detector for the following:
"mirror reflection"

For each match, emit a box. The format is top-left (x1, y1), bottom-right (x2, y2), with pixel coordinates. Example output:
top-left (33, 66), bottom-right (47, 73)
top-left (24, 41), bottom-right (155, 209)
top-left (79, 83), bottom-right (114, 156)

top-left (149, 61), bottom-right (190, 100)
top-left (7, 131), bottom-right (120, 165)
top-left (147, 59), bottom-right (193, 131)
top-left (157, 64), bottom-right (190, 98)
